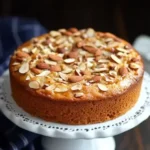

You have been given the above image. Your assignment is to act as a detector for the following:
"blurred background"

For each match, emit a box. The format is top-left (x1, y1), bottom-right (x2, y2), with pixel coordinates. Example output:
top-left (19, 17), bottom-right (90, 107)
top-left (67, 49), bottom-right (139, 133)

top-left (0, 0), bottom-right (150, 43)
top-left (0, 0), bottom-right (150, 150)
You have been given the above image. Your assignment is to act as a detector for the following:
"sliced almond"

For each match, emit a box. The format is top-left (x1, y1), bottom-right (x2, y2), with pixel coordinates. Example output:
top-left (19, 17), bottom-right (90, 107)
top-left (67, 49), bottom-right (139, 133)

top-left (59, 72), bottom-right (68, 81)
top-left (36, 62), bottom-right (50, 70)
top-left (50, 31), bottom-right (61, 37)
top-left (68, 36), bottom-right (74, 43)
top-left (79, 63), bottom-right (86, 71)
top-left (29, 81), bottom-right (40, 89)
top-left (87, 57), bottom-right (94, 62)
top-left (55, 37), bottom-right (66, 45)
top-left (68, 75), bottom-right (84, 83)
top-left (95, 40), bottom-right (106, 47)
top-left (36, 70), bottom-right (50, 76)
top-left (49, 43), bottom-right (56, 51)
top-left (116, 47), bottom-right (129, 53)
top-left (107, 41), bottom-right (119, 48)
top-left (86, 28), bottom-right (95, 37)
top-left (62, 67), bottom-right (73, 74)
top-left (83, 45), bottom-right (97, 54)
top-left (98, 59), bottom-right (110, 63)
top-left (119, 67), bottom-right (128, 76)
top-left (49, 65), bottom-right (61, 72)
top-left (31, 68), bottom-right (41, 74)
top-left (131, 58), bottom-right (139, 62)
top-left (111, 54), bottom-right (121, 64)
top-left (54, 87), bottom-right (68, 92)
top-left (31, 47), bottom-right (38, 54)
top-left (73, 31), bottom-right (81, 36)
top-left (12, 62), bottom-right (20, 65)
top-left (75, 69), bottom-right (82, 76)
top-left (74, 92), bottom-right (84, 98)
top-left (86, 61), bottom-right (93, 68)
top-left (63, 31), bottom-right (72, 36)
top-left (117, 52), bottom-right (127, 57)
top-left (22, 48), bottom-right (30, 53)
top-left (97, 84), bottom-right (108, 92)
top-left (58, 29), bottom-right (67, 33)
top-left (93, 68), bottom-right (108, 72)
top-left (105, 76), bottom-right (114, 83)
top-left (129, 63), bottom-right (140, 69)
top-left (71, 84), bottom-right (82, 91)
top-left (64, 58), bottom-right (75, 63)
top-left (44, 59), bottom-right (57, 65)
top-left (26, 75), bottom-right (30, 80)
top-left (19, 62), bottom-right (29, 74)
top-left (109, 70), bottom-right (117, 77)
top-left (45, 85), bottom-right (56, 91)
top-left (49, 54), bottom-right (63, 61)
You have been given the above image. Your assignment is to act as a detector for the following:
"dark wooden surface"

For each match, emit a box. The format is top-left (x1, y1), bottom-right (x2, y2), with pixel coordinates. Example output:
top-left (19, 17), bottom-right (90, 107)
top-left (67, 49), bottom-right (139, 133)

top-left (0, 0), bottom-right (150, 149)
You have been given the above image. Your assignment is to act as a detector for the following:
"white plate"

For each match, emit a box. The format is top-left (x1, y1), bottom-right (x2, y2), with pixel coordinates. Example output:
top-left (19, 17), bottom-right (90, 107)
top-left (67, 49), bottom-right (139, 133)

top-left (0, 71), bottom-right (150, 139)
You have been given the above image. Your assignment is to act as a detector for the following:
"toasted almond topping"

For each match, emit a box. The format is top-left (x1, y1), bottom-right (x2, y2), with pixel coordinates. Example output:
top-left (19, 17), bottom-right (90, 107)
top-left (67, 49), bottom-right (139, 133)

top-left (31, 47), bottom-right (38, 54)
top-left (36, 70), bottom-right (50, 76)
top-left (68, 51), bottom-right (78, 59)
top-left (109, 70), bottom-right (117, 77)
top-left (79, 63), bottom-right (86, 71)
top-left (49, 43), bottom-right (56, 51)
top-left (73, 31), bottom-right (81, 36)
top-left (49, 65), bottom-right (61, 72)
top-left (49, 54), bottom-right (63, 61)
top-left (68, 75), bottom-right (84, 83)
top-left (92, 76), bottom-right (101, 83)
top-left (129, 63), bottom-right (140, 69)
top-left (93, 68), bottom-right (108, 72)
top-left (77, 41), bottom-right (84, 48)
top-left (95, 49), bottom-right (101, 56)
top-left (55, 37), bottom-right (66, 45)
top-left (119, 67), bottom-right (128, 76)
top-left (29, 81), bottom-right (40, 89)
top-left (31, 68), bottom-right (41, 74)
top-left (86, 61), bottom-right (93, 68)
top-left (68, 36), bottom-right (74, 43)
top-left (19, 62), bottom-right (29, 74)
top-left (86, 28), bottom-right (95, 37)
top-left (105, 76), bottom-right (114, 83)
top-left (71, 84), bottom-right (82, 91)
top-left (12, 62), bottom-right (20, 65)
top-left (74, 92), bottom-right (84, 98)
top-left (75, 69), bottom-right (82, 76)
top-left (117, 52), bottom-right (127, 57)
top-left (45, 85), bottom-right (56, 91)
top-left (22, 48), bottom-right (30, 53)
top-left (63, 31), bottom-right (72, 36)
top-left (58, 29), bottom-right (66, 33)
top-left (68, 27), bottom-right (78, 33)
top-left (26, 76), bottom-right (30, 80)
top-left (107, 41), bottom-right (119, 48)
top-left (59, 72), bottom-right (68, 81)
top-left (131, 58), bottom-right (139, 62)
top-left (64, 58), bottom-right (75, 63)
top-left (50, 31), bottom-right (61, 37)
top-left (97, 84), bottom-right (108, 91)
top-left (44, 59), bottom-right (57, 65)
top-left (16, 51), bottom-right (30, 58)
top-left (111, 54), bottom-right (121, 64)
top-left (54, 87), bottom-right (68, 92)
top-left (98, 59), bottom-right (110, 63)
top-left (37, 63), bottom-right (50, 70)
top-left (116, 47), bottom-right (129, 53)
top-left (83, 45), bottom-right (97, 54)
top-left (87, 57), bottom-right (94, 62)
top-left (62, 67), bottom-right (73, 74)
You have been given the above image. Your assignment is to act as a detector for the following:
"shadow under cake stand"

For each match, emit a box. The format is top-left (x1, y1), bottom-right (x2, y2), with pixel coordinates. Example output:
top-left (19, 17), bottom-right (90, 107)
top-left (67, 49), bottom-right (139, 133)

top-left (0, 71), bottom-right (150, 150)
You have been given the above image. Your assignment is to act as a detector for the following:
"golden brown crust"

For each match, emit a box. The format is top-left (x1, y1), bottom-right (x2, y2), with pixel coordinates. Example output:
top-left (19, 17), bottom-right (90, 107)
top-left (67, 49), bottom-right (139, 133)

top-left (9, 28), bottom-right (144, 124)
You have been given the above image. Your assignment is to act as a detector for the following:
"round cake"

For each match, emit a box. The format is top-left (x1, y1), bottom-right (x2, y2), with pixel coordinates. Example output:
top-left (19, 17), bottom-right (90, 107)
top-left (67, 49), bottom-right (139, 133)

top-left (9, 28), bottom-right (144, 125)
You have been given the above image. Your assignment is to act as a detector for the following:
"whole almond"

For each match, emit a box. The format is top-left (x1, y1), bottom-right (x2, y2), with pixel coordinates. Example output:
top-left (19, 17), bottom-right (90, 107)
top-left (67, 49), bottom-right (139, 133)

top-left (83, 46), bottom-right (97, 54)
top-left (49, 65), bottom-right (61, 72)
top-left (119, 67), bottom-right (128, 76)
top-left (68, 75), bottom-right (84, 83)
top-left (95, 49), bottom-right (101, 56)
top-left (31, 68), bottom-right (41, 74)
top-left (68, 27), bottom-right (78, 33)
top-left (36, 63), bottom-right (50, 70)
top-left (49, 54), bottom-right (63, 61)
top-left (16, 51), bottom-right (30, 58)
top-left (92, 76), bottom-right (101, 83)
top-left (77, 41), bottom-right (84, 48)
top-left (131, 58), bottom-right (139, 62)
top-left (68, 51), bottom-right (78, 59)
top-left (63, 31), bottom-right (72, 36)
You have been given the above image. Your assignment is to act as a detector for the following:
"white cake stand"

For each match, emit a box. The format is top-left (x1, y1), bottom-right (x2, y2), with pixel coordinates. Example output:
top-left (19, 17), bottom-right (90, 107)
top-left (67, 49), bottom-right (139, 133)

top-left (0, 71), bottom-right (150, 150)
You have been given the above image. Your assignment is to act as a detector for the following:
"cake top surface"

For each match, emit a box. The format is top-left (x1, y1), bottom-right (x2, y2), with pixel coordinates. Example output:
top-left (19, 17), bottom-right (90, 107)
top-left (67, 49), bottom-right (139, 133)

top-left (10, 28), bottom-right (144, 101)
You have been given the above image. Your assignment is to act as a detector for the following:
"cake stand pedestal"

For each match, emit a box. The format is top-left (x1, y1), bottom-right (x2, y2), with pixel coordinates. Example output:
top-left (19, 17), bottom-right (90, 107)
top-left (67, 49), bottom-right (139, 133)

top-left (0, 71), bottom-right (150, 150)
